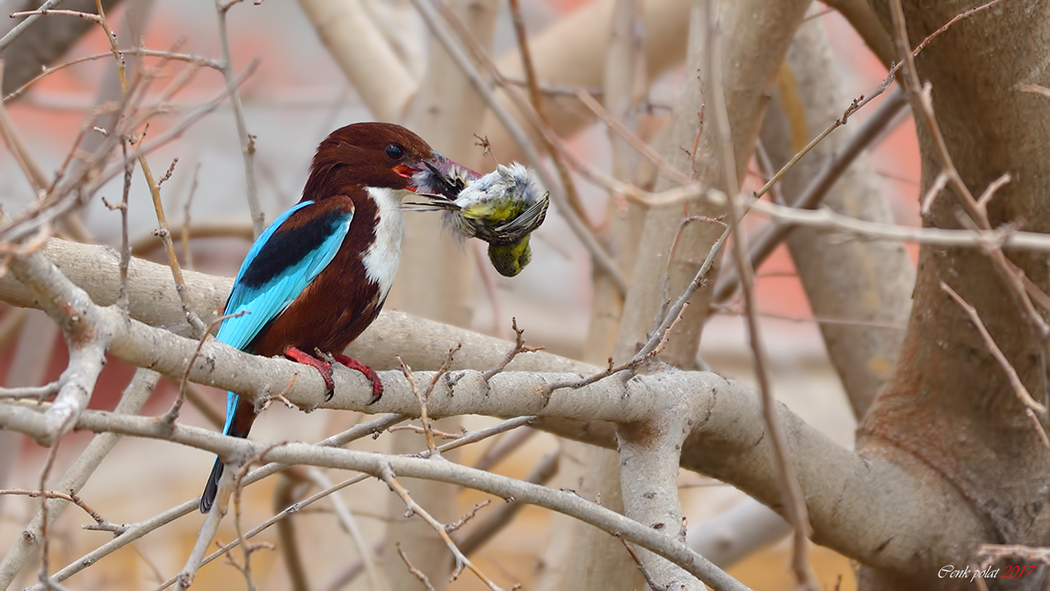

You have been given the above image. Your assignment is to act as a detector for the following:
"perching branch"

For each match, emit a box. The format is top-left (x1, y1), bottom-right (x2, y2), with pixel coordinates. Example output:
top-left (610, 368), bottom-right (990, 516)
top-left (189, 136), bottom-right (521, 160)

top-left (0, 238), bottom-right (1016, 582)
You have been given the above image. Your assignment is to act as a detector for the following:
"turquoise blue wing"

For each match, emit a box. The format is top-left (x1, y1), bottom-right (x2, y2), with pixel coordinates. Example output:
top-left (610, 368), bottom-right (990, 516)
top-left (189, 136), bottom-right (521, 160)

top-left (215, 200), bottom-right (354, 350)
top-left (213, 199), bottom-right (353, 436)
top-left (204, 199), bottom-right (353, 512)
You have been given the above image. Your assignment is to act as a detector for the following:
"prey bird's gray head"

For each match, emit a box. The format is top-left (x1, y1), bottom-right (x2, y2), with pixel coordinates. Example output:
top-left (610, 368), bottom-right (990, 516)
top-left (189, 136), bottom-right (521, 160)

top-left (407, 163), bottom-right (548, 242)
top-left (405, 161), bottom-right (549, 277)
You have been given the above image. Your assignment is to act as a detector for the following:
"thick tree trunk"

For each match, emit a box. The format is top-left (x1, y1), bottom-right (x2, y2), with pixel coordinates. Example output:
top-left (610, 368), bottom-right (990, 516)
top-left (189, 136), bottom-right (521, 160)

top-left (859, 0), bottom-right (1050, 588)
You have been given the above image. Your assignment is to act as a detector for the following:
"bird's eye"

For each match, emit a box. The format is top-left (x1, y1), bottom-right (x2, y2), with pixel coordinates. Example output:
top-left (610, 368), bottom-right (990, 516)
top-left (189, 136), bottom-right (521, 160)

top-left (385, 144), bottom-right (405, 160)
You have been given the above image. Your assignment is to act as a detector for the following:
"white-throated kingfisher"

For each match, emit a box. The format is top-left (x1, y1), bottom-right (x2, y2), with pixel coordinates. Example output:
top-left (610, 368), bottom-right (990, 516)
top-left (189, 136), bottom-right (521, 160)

top-left (200, 122), bottom-right (468, 513)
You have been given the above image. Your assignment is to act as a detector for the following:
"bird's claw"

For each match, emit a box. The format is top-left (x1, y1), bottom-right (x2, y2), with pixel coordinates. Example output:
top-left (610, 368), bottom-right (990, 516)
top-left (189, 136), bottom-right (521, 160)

top-left (286, 347), bottom-right (382, 403)
top-left (332, 353), bottom-right (383, 404)
top-left (286, 346), bottom-right (335, 400)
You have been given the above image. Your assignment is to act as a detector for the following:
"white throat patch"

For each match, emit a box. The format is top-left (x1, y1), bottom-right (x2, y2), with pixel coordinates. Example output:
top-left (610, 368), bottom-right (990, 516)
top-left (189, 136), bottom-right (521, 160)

top-left (363, 186), bottom-right (407, 302)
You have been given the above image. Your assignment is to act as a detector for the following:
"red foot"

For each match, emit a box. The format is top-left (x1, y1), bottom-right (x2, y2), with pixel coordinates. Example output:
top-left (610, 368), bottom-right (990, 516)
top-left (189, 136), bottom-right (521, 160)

top-left (286, 346), bottom-right (335, 398)
top-left (332, 353), bottom-right (383, 404)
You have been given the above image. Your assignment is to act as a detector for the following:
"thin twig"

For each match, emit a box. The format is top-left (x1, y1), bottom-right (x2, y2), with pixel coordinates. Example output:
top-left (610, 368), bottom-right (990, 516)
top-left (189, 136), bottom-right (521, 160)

top-left (9, 8), bottom-right (100, 21)
top-left (3, 48), bottom-right (224, 103)
top-left (0, 489), bottom-right (107, 525)
top-left (749, 0), bottom-right (999, 206)
top-left (482, 318), bottom-right (542, 382)
top-left (137, 136), bottom-right (206, 336)
top-left (36, 443), bottom-right (62, 588)
top-left (712, 87), bottom-right (909, 303)
top-left (940, 282), bottom-right (1049, 437)
top-left (919, 171), bottom-right (950, 216)
top-left (472, 427), bottom-right (536, 472)
top-left (575, 89), bottom-right (692, 187)
top-left (230, 450), bottom-right (273, 591)
top-left (130, 219), bottom-right (255, 255)
top-left (395, 344), bottom-right (462, 454)
top-left (545, 298), bottom-right (687, 393)
top-left (446, 500), bottom-right (491, 534)
top-left (181, 163), bottom-right (202, 270)
top-left (506, 0), bottom-right (593, 228)
top-left (396, 356), bottom-right (437, 455)
top-left (380, 465), bottom-right (512, 591)
top-left (23, 61), bottom-right (256, 260)
top-left (978, 543), bottom-right (1050, 569)
top-left (164, 311), bottom-right (247, 426)
top-left (0, 383), bottom-right (60, 401)
top-left (35, 416), bottom-right (404, 590)
top-left (389, 424), bottom-right (462, 440)
top-left (177, 413), bottom-right (533, 591)
top-left (0, 369), bottom-right (158, 590)
top-left (397, 544), bottom-right (436, 591)
top-left (457, 450), bottom-right (558, 556)
top-left (0, 61), bottom-right (50, 196)
top-left (0, 0), bottom-right (69, 53)
top-left (272, 467), bottom-right (310, 591)
top-left (725, 196), bottom-right (1050, 251)
top-left (91, 3), bottom-right (207, 338)
top-left (752, 139), bottom-right (784, 205)
top-left (174, 381), bottom-right (224, 429)
top-left (306, 469), bottom-right (389, 591)
top-left (214, 0), bottom-right (263, 237)
top-left (621, 538), bottom-right (663, 591)
top-left (177, 488), bottom-right (225, 590)
top-left (312, 423), bottom-right (550, 588)
top-left (151, 418), bottom-right (409, 591)
top-left (115, 138), bottom-right (134, 316)
top-left (431, 416), bottom-right (537, 458)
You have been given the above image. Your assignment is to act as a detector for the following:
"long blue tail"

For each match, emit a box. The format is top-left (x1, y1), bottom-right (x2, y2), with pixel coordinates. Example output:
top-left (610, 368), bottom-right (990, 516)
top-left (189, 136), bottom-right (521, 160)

top-left (200, 392), bottom-right (255, 513)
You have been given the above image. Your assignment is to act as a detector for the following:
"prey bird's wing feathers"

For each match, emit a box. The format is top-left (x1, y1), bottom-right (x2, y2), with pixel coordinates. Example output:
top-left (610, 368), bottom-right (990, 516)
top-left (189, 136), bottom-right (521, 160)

top-left (491, 192), bottom-right (549, 237)
top-left (216, 199), bottom-right (355, 351)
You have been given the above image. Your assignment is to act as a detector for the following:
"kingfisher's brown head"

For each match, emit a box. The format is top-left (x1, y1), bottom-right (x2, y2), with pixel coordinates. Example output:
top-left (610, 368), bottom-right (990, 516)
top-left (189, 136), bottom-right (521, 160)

top-left (301, 122), bottom-right (465, 200)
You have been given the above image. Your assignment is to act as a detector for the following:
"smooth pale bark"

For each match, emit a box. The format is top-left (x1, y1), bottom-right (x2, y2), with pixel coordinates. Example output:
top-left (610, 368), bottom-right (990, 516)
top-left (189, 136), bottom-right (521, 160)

top-left (0, 238), bottom-right (591, 373)
top-left (859, 1), bottom-right (1050, 589)
top-left (760, 18), bottom-right (914, 418)
top-left (296, 0), bottom-right (416, 122)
